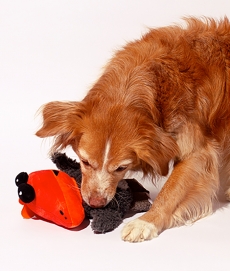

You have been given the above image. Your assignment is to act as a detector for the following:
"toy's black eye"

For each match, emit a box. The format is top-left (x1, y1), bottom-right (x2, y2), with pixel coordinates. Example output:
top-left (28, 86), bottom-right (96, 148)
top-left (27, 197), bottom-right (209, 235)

top-left (18, 183), bottom-right (35, 203)
top-left (15, 172), bottom-right (29, 187)
top-left (115, 166), bottom-right (127, 172)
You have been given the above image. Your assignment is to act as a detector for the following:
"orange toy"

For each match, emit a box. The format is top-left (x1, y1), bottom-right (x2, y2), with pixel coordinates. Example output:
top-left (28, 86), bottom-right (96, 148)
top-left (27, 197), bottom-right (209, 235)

top-left (15, 170), bottom-right (85, 228)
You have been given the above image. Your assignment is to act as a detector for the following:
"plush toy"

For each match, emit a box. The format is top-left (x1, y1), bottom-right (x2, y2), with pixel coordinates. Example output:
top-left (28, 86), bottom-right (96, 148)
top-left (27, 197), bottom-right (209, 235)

top-left (15, 153), bottom-right (151, 233)
top-left (51, 152), bottom-right (152, 233)
top-left (15, 170), bottom-right (85, 228)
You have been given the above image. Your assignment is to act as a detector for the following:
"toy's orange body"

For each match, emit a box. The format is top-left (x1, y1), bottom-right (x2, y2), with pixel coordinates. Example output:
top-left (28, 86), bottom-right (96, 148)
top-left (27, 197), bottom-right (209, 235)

top-left (15, 170), bottom-right (85, 228)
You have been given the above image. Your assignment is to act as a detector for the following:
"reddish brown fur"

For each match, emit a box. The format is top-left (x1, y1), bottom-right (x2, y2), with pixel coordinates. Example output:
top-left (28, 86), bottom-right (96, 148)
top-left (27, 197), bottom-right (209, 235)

top-left (36, 17), bottom-right (230, 242)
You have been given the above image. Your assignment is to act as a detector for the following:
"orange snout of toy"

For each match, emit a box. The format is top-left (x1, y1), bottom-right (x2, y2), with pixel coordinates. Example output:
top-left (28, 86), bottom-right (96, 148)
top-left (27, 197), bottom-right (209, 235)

top-left (15, 170), bottom-right (85, 228)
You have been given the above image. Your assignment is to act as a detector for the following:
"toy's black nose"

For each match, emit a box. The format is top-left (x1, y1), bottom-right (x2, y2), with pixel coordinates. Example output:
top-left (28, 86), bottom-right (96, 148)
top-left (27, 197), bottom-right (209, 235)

top-left (15, 172), bottom-right (35, 203)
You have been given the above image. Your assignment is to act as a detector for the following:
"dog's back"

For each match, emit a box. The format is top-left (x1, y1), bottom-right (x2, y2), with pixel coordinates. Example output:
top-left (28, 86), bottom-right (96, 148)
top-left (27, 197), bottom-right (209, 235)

top-left (90, 17), bottom-right (230, 140)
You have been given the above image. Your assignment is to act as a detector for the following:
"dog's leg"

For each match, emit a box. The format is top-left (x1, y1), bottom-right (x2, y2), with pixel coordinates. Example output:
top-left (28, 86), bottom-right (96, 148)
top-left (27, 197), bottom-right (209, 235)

top-left (121, 145), bottom-right (219, 242)
top-left (223, 169), bottom-right (230, 201)
top-left (219, 148), bottom-right (230, 201)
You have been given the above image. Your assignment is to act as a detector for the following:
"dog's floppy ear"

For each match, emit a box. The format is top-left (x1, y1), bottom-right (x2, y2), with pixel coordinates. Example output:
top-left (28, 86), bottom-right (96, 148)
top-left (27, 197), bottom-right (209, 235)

top-left (36, 101), bottom-right (86, 151)
top-left (135, 128), bottom-right (179, 177)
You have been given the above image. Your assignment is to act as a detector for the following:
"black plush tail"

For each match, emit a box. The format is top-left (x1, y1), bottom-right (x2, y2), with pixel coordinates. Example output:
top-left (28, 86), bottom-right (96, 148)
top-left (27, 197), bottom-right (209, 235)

top-left (51, 152), bottom-right (80, 170)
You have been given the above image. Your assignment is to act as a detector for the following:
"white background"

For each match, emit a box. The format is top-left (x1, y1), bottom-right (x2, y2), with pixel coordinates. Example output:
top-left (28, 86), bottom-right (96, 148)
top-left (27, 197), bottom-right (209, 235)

top-left (1, 1), bottom-right (230, 270)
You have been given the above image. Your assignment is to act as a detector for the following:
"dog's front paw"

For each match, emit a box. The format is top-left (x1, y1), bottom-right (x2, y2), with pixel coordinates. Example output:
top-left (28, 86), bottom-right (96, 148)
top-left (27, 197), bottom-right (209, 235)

top-left (121, 218), bottom-right (158, 242)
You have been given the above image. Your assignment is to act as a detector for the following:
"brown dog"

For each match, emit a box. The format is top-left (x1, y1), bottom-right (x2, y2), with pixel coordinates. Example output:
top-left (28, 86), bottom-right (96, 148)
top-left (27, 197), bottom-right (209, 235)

top-left (36, 17), bottom-right (230, 242)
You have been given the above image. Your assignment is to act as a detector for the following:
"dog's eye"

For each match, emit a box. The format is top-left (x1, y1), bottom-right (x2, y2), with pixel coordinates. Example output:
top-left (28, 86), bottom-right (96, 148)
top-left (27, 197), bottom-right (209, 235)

top-left (115, 166), bottom-right (127, 172)
top-left (82, 160), bottom-right (90, 167)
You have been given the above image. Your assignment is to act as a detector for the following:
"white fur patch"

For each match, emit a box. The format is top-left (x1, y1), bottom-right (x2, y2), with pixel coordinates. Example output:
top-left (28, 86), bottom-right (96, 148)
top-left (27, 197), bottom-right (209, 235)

top-left (121, 219), bottom-right (158, 242)
top-left (96, 141), bottom-right (111, 181)
top-left (103, 140), bottom-right (111, 167)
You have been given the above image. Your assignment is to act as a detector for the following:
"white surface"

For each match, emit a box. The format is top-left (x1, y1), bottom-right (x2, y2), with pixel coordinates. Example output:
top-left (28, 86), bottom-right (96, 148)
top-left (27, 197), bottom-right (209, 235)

top-left (1, 1), bottom-right (230, 270)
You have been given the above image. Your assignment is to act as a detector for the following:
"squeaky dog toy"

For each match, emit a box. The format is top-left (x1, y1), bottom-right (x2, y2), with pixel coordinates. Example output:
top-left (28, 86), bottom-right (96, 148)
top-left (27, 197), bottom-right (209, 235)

top-left (15, 153), bottom-right (151, 233)
top-left (15, 170), bottom-right (85, 228)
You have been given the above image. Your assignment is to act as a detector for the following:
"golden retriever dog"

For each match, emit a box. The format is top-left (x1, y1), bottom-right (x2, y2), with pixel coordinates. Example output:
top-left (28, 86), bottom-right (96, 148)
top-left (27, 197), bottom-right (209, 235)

top-left (36, 17), bottom-right (230, 242)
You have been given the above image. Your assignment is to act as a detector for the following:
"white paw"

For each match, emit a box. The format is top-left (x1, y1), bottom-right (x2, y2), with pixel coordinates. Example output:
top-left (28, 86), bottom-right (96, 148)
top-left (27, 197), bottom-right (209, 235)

top-left (121, 219), bottom-right (158, 242)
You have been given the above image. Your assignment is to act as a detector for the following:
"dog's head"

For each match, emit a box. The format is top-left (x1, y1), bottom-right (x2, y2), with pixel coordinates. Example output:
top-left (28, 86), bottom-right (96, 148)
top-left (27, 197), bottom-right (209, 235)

top-left (36, 100), bottom-right (178, 207)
